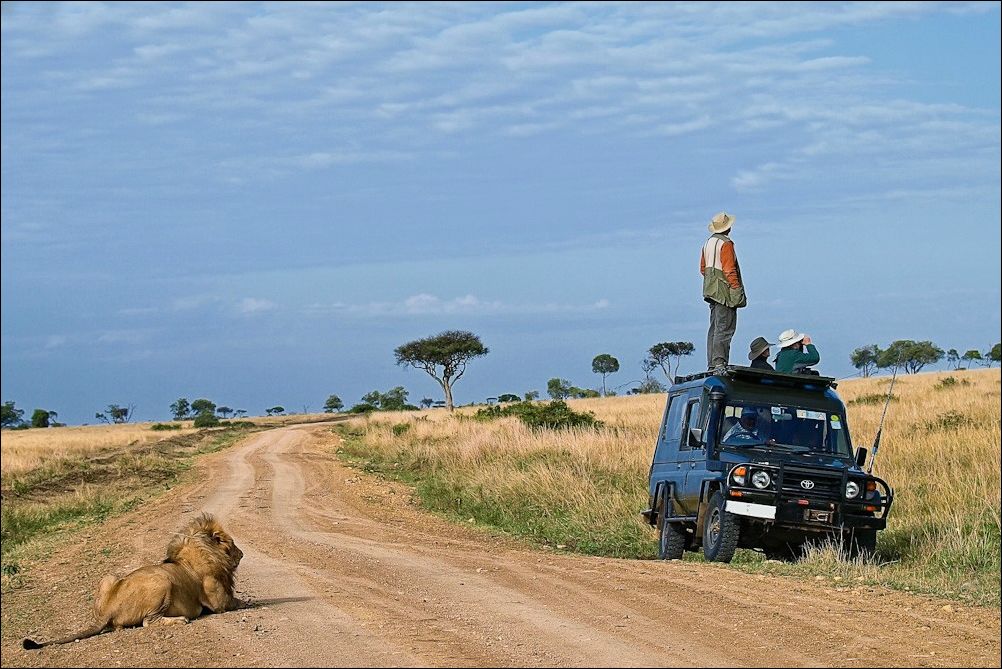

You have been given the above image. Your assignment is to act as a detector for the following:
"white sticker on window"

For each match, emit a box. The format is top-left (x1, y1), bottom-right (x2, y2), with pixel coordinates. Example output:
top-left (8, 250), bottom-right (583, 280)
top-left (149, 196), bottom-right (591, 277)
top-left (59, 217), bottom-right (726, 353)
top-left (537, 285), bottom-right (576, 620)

top-left (796, 409), bottom-right (806, 418)
top-left (771, 406), bottom-right (782, 415)
top-left (805, 410), bottom-right (825, 421)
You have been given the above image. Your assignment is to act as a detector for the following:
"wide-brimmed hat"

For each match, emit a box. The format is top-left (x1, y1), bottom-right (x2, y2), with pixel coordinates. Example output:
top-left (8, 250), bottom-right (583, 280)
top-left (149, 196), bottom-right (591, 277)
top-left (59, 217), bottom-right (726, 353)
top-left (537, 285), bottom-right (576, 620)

top-left (748, 336), bottom-right (772, 360)
top-left (777, 329), bottom-right (806, 348)
top-left (708, 212), bottom-right (734, 234)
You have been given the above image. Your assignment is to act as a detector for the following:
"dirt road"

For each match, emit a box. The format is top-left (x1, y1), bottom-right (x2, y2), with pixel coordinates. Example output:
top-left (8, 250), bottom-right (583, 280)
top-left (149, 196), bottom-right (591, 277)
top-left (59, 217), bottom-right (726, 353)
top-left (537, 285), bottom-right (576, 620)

top-left (3, 424), bottom-right (999, 667)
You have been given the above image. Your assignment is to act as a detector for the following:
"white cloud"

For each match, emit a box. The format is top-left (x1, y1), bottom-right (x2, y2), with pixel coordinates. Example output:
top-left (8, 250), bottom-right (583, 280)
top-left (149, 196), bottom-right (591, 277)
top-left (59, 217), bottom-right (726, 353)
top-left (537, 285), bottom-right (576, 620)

top-left (237, 297), bottom-right (276, 315)
top-left (305, 294), bottom-right (613, 318)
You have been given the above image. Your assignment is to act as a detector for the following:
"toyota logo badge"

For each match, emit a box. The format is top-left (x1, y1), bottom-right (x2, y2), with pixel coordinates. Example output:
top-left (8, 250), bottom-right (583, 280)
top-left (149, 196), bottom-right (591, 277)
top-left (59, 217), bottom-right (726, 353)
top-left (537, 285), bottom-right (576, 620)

top-left (800, 480), bottom-right (815, 490)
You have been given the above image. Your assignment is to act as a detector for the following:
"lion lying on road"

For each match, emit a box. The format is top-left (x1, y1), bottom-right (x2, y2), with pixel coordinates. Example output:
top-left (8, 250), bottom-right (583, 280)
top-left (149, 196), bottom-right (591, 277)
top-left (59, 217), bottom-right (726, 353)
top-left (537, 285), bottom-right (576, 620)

top-left (23, 513), bottom-right (244, 650)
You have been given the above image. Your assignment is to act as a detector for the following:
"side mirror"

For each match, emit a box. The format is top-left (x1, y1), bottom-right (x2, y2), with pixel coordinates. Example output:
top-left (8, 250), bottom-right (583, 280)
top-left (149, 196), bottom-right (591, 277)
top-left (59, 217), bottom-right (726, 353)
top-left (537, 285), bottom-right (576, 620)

top-left (689, 427), bottom-right (703, 448)
top-left (855, 447), bottom-right (868, 468)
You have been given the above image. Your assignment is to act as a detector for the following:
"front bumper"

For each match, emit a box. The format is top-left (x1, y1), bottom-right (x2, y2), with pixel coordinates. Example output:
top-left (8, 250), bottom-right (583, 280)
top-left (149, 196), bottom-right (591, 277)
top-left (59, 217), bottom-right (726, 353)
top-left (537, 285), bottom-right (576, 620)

top-left (724, 464), bottom-right (893, 532)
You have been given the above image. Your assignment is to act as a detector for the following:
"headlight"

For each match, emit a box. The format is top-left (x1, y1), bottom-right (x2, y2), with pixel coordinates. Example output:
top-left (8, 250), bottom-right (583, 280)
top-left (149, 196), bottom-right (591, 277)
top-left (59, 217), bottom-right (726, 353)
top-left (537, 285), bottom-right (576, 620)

top-left (731, 466), bottom-right (747, 486)
top-left (751, 470), bottom-right (771, 489)
top-left (845, 481), bottom-right (861, 498)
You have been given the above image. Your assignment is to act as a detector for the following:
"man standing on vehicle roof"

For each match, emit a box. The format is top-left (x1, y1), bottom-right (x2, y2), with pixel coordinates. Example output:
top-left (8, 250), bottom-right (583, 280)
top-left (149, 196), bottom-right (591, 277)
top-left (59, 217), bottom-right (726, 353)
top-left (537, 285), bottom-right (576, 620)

top-left (700, 212), bottom-right (747, 372)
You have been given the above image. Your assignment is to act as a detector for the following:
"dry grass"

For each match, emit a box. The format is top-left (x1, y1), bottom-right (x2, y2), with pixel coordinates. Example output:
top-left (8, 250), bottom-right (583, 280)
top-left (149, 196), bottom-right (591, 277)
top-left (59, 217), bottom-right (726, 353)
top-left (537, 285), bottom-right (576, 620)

top-left (333, 368), bottom-right (1001, 606)
top-left (1, 423), bottom-right (200, 477)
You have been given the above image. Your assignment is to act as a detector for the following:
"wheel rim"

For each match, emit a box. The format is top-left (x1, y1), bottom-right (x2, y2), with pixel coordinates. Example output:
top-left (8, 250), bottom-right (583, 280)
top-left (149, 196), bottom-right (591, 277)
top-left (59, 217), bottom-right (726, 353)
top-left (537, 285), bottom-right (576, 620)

top-left (707, 508), bottom-right (721, 548)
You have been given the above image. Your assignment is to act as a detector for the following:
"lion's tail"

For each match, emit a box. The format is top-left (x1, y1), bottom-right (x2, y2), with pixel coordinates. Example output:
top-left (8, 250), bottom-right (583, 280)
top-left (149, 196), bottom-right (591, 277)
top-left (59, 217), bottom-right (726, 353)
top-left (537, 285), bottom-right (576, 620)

top-left (22, 575), bottom-right (118, 650)
top-left (22, 622), bottom-right (110, 650)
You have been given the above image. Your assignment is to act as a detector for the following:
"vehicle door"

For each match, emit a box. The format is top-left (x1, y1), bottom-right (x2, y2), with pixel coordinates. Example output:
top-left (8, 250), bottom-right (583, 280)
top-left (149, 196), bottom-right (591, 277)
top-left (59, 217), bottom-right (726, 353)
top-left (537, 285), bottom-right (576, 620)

top-left (678, 391), bottom-right (706, 514)
top-left (649, 392), bottom-right (687, 513)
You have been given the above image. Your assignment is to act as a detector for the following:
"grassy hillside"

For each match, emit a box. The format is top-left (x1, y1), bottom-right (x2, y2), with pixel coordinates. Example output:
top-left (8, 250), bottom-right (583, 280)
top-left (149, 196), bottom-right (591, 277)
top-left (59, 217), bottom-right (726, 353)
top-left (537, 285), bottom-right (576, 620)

top-left (331, 368), bottom-right (1001, 607)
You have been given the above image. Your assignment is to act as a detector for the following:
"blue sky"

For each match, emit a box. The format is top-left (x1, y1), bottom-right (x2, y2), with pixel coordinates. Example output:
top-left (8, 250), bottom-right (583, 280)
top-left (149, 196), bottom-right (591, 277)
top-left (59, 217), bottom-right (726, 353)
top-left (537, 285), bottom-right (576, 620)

top-left (2, 1), bottom-right (1000, 424)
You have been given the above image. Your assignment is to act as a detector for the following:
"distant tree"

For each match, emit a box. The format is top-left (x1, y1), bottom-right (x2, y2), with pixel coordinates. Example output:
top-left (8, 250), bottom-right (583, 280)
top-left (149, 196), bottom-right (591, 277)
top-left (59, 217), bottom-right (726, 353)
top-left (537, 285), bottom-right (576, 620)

top-left (2, 401), bottom-right (25, 428)
top-left (190, 398), bottom-right (216, 416)
top-left (647, 342), bottom-right (695, 381)
top-left (169, 398), bottom-right (191, 420)
top-left (946, 349), bottom-right (961, 370)
top-left (323, 395), bottom-right (344, 413)
top-left (850, 345), bottom-right (881, 378)
top-left (31, 409), bottom-right (56, 428)
top-left (234, 409), bottom-right (247, 418)
top-left (524, 390), bottom-right (540, 401)
top-left (394, 330), bottom-right (489, 411)
top-left (988, 343), bottom-right (1001, 367)
top-left (419, 397), bottom-right (434, 409)
top-left (591, 354), bottom-right (620, 396)
top-left (878, 340), bottom-right (944, 374)
top-left (961, 349), bottom-right (983, 368)
top-left (497, 393), bottom-right (520, 403)
top-left (95, 404), bottom-right (134, 424)
top-left (216, 406), bottom-right (233, 418)
top-left (265, 406), bottom-right (286, 416)
top-left (547, 378), bottom-right (572, 400)
top-left (634, 378), bottom-right (666, 394)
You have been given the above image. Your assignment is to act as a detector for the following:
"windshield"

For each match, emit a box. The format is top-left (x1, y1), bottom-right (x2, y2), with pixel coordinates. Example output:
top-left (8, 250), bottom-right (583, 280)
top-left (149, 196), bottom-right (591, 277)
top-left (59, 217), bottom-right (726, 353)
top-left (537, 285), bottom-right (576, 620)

top-left (719, 403), bottom-right (851, 456)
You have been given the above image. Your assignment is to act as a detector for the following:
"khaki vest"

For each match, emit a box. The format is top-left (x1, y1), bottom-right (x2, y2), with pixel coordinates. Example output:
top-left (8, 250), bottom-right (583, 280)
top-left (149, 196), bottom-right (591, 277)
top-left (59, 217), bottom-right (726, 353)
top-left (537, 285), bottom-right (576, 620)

top-left (702, 233), bottom-right (747, 308)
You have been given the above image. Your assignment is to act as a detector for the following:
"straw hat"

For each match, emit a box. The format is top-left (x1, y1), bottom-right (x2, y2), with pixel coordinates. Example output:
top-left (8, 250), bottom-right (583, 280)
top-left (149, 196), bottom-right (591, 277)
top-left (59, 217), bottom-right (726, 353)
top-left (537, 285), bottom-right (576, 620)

top-left (748, 336), bottom-right (772, 360)
top-left (777, 329), bottom-right (806, 348)
top-left (708, 212), bottom-right (734, 234)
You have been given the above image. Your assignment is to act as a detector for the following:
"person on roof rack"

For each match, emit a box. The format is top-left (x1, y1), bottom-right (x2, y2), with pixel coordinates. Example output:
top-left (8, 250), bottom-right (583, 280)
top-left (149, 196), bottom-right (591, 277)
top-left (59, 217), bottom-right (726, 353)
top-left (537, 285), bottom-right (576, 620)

top-left (748, 336), bottom-right (774, 370)
top-left (774, 329), bottom-right (821, 374)
top-left (700, 212), bottom-right (747, 373)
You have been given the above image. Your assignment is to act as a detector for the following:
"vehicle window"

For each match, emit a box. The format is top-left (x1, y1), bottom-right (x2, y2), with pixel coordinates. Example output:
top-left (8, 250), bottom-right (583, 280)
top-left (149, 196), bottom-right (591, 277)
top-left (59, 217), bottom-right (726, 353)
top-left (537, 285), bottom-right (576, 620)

top-left (679, 399), bottom-right (701, 451)
top-left (654, 394), bottom-right (686, 462)
top-left (718, 403), bottom-right (851, 456)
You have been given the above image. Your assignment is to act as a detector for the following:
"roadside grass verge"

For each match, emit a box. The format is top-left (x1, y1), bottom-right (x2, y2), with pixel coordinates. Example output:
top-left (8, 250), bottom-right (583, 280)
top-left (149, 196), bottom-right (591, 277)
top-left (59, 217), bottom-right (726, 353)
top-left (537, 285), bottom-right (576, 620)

top-left (1, 426), bottom-right (256, 590)
top-left (331, 369), bottom-right (1001, 608)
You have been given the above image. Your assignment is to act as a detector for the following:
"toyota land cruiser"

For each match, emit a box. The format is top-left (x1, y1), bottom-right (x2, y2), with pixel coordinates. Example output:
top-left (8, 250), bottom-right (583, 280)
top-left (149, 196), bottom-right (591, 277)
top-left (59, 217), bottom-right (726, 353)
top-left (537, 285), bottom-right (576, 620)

top-left (642, 365), bottom-right (893, 562)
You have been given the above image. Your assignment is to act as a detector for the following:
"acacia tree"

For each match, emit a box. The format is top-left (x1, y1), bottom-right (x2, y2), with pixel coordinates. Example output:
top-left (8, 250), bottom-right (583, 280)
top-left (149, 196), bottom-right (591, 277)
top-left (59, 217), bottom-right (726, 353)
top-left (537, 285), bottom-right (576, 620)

top-left (592, 354), bottom-right (620, 396)
top-left (2, 401), bottom-right (25, 428)
top-left (878, 340), bottom-right (944, 374)
top-left (647, 342), bottom-right (695, 381)
top-left (547, 378), bottom-right (572, 400)
top-left (961, 349), bottom-right (983, 368)
top-left (169, 398), bottom-right (191, 420)
top-left (95, 404), bottom-right (134, 424)
top-left (31, 409), bottom-right (56, 428)
top-left (988, 343), bottom-right (1001, 368)
top-left (324, 394), bottom-right (344, 413)
top-left (850, 345), bottom-right (881, 378)
top-left (394, 330), bottom-right (488, 411)
top-left (946, 349), bottom-right (961, 370)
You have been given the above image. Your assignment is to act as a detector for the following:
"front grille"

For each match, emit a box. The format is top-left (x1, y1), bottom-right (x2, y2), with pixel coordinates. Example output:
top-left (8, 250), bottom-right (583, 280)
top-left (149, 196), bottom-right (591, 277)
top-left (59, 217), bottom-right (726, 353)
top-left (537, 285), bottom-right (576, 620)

top-left (780, 469), bottom-right (841, 498)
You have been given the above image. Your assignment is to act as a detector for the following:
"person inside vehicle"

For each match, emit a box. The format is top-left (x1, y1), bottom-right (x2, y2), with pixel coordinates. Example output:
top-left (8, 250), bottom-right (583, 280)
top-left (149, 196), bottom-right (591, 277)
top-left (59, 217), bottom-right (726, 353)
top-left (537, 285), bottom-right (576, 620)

top-left (774, 329), bottom-right (821, 374)
top-left (722, 407), bottom-right (765, 445)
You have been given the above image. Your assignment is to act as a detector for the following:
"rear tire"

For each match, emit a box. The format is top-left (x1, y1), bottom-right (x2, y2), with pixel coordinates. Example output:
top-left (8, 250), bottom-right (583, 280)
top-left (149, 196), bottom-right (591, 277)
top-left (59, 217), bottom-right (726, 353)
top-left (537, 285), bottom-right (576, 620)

top-left (703, 491), bottom-right (740, 563)
top-left (657, 494), bottom-right (687, 560)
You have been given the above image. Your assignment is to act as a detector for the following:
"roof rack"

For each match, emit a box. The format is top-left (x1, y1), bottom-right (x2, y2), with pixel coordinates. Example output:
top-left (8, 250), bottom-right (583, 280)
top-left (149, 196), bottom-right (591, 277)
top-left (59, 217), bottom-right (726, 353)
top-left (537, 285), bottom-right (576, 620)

top-left (674, 365), bottom-right (837, 389)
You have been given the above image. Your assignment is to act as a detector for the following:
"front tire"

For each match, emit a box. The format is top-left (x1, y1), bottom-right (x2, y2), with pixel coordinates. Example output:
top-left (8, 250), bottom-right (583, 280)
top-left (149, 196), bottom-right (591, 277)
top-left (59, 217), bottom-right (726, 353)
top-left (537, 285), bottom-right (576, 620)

top-left (657, 494), bottom-right (687, 560)
top-left (703, 491), bottom-right (740, 563)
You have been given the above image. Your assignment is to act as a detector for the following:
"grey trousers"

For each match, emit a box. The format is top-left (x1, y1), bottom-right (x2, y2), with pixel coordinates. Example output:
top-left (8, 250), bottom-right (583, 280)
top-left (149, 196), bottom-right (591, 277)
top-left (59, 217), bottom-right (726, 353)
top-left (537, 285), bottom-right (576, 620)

top-left (707, 302), bottom-right (737, 368)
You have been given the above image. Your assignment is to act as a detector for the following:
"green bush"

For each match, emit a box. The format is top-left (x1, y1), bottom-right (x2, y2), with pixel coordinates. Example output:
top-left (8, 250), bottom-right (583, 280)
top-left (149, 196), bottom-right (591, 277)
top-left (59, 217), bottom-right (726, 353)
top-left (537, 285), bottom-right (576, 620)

top-left (934, 376), bottom-right (970, 390)
top-left (193, 413), bottom-right (220, 428)
top-left (473, 400), bottom-right (602, 430)
top-left (848, 393), bottom-right (898, 406)
top-left (150, 422), bottom-right (182, 431)
top-left (392, 422), bottom-right (412, 436)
